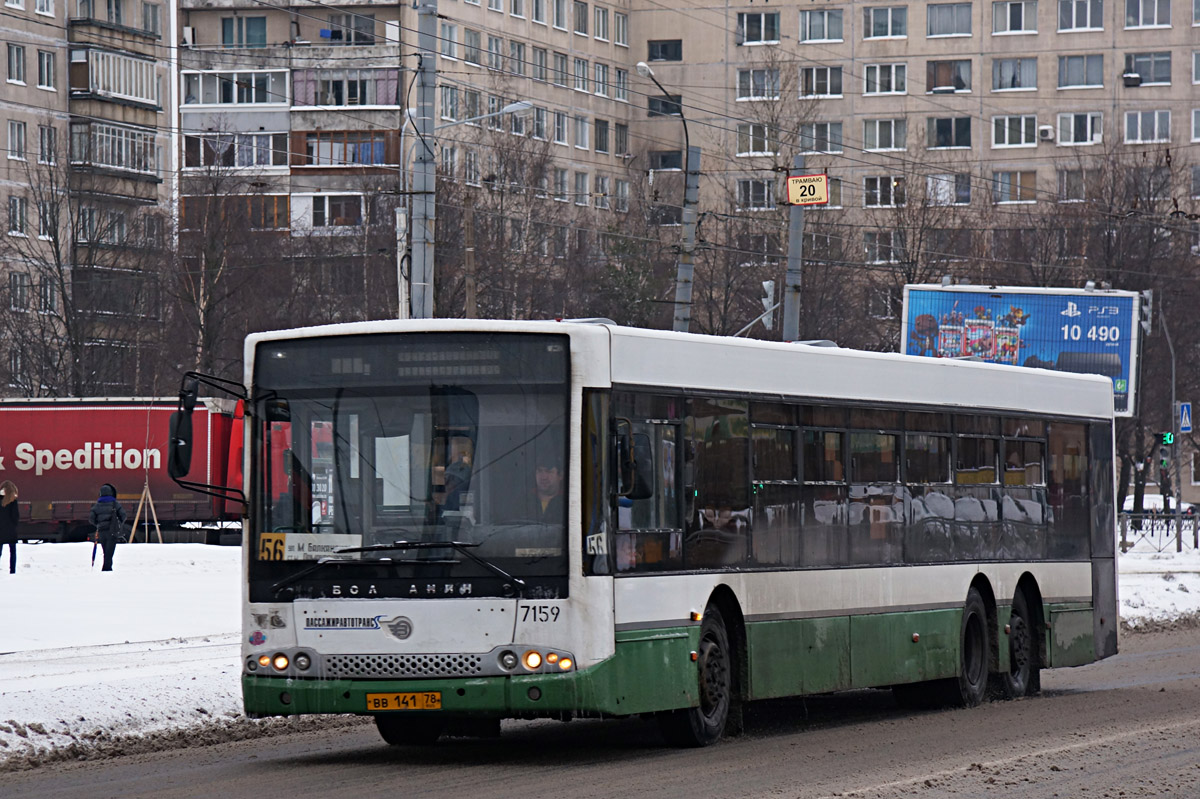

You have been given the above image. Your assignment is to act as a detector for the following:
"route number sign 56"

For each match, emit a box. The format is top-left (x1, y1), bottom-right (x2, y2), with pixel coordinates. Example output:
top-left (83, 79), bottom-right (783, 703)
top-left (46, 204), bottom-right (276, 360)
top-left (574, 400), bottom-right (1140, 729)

top-left (786, 174), bottom-right (829, 206)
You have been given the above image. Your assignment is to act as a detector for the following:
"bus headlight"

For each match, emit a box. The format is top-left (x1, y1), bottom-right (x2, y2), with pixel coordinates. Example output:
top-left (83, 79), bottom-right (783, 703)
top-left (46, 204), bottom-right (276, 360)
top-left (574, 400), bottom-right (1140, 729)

top-left (294, 652), bottom-right (312, 671)
top-left (499, 650), bottom-right (519, 670)
top-left (258, 655), bottom-right (271, 668)
top-left (522, 650), bottom-right (542, 670)
top-left (272, 653), bottom-right (290, 671)
top-left (558, 658), bottom-right (572, 671)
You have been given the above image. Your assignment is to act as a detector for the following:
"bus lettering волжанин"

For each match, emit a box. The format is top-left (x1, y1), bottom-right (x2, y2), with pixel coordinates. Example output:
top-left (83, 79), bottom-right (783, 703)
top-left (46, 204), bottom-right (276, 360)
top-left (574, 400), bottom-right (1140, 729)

top-left (169, 320), bottom-right (1118, 747)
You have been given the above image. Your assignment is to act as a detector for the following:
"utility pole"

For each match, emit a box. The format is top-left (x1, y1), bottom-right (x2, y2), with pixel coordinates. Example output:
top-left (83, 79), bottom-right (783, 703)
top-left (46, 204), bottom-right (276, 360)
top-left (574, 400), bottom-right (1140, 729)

top-left (464, 193), bottom-right (477, 318)
top-left (395, 207), bottom-right (410, 319)
top-left (1162, 310), bottom-right (1181, 551)
top-left (672, 145), bottom-right (700, 333)
top-left (781, 154), bottom-right (805, 342)
top-left (409, 0), bottom-right (438, 319)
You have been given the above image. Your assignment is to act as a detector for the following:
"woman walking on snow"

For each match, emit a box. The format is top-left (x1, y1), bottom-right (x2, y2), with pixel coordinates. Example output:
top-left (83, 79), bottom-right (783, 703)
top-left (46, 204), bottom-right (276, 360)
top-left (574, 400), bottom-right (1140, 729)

top-left (89, 483), bottom-right (126, 572)
top-left (0, 481), bottom-right (20, 574)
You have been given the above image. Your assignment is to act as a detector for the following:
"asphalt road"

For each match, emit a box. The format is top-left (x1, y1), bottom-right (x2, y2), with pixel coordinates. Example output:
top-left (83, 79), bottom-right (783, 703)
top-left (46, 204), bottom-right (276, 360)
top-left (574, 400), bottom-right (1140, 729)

top-left (4, 626), bottom-right (1200, 799)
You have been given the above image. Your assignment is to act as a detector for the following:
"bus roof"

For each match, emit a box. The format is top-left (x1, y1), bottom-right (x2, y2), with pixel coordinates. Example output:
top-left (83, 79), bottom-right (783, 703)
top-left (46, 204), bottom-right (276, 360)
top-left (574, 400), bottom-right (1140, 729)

top-left (246, 319), bottom-right (1114, 421)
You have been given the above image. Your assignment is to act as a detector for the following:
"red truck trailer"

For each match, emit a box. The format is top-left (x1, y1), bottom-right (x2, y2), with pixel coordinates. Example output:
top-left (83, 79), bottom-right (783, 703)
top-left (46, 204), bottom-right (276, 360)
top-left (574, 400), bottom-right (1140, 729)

top-left (0, 398), bottom-right (239, 542)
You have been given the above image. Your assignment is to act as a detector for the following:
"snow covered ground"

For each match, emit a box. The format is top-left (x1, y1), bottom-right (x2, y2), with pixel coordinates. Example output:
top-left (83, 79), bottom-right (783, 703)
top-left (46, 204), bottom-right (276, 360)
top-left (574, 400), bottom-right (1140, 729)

top-left (1, 539), bottom-right (1198, 768)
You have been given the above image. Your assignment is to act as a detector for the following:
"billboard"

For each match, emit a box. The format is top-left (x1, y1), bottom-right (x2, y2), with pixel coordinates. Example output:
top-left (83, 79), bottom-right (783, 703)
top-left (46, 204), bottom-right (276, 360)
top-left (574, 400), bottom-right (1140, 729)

top-left (901, 285), bottom-right (1142, 416)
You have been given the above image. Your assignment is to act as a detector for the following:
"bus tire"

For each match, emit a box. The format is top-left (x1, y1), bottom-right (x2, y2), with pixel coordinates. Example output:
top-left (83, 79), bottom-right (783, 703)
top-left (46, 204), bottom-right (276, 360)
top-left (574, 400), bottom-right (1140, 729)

top-left (950, 587), bottom-right (989, 707)
top-left (658, 605), bottom-right (732, 747)
top-left (999, 591), bottom-right (1040, 699)
top-left (374, 715), bottom-right (444, 746)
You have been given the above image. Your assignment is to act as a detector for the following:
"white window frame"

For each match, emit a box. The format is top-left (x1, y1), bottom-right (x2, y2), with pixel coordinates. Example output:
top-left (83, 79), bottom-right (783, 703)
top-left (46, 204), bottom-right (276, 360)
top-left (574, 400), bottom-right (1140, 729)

top-left (553, 111), bottom-right (568, 145)
top-left (738, 11), bottom-right (781, 44)
top-left (574, 171), bottom-right (589, 206)
top-left (1058, 0), bottom-right (1103, 30)
top-left (594, 62), bottom-right (609, 96)
top-left (864, 175), bottom-right (905, 207)
top-left (594, 6), bottom-right (609, 39)
top-left (37, 50), bottom-right (55, 90)
top-left (737, 178), bottom-right (777, 211)
top-left (992, 57), bottom-right (1037, 90)
top-left (1058, 54), bottom-right (1104, 87)
top-left (864, 6), bottom-right (907, 38)
top-left (35, 0), bottom-right (52, 14)
top-left (574, 115), bottom-right (589, 149)
top-left (574, 58), bottom-right (589, 91)
top-left (8, 120), bottom-right (26, 161)
top-left (511, 0), bottom-right (524, 18)
top-left (800, 8), bottom-right (844, 41)
top-left (1125, 52), bottom-right (1171, 85)
top-left (1057, 111), bottom-right (1103, 144)
top-left (532, 0), bottom-right (545, 23)
top-left (440, 23), bottom-right (458, 59)
top-left (552, 0), bottom-right (567, 29)
top-left (800, 65), bottom-right (843, 97)
top-left (614, 68), bottom-right (628, 101)
top-left (1124, 109), bottom-right (1169, 143)
top-left (927, 173), bottom-right (972, 205)
top-left (8, 44), bottom-right (26, 85)
top-left (614, 11), bottom-right (628, 45)
top-left (927, 2), bottom-right (972, 36)
top-left (992, 170), bottom-right (1038, 203)
top-left (993, 115), bottom-right (1038, 147)
top-left (594, 175), bottom-right (610, 209)
top-left (993, 0), bottom-right (1038, 33)
top-left (736, 122), bottom-right (777, 156)
top-left (1193, 109), bottom-right (1200, 142)
top-left (799, 121), bottom-right (843, 153)
top-left (864, 118), bottom-right (906, 151)
top-left (737, 68), bottom-right (780, 100)
top-left (864, 63), bottom-right (907, 94)
top-left (8, 196), bottom-right (27, 237)
top-left (614, 179), bottom-right (629, 212)
top-left (1125, 0), bottom-right (1169, 28)
top-left (864, 231), bottom-right (904, 263)
top-left (37, 124), bottom-right (55, 164)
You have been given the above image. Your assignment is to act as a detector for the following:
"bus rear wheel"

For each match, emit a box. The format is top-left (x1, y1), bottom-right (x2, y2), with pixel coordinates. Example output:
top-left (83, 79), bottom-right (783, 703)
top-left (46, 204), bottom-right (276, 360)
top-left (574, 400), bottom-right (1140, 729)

top-left (998, 591), bottom-right (1040, 699)
top-left (658, 605), bottom-right (732, 747)
top-left (375, 715), bottom-right (445, 746)
top-left (949, 587), bottom-right (989, 707)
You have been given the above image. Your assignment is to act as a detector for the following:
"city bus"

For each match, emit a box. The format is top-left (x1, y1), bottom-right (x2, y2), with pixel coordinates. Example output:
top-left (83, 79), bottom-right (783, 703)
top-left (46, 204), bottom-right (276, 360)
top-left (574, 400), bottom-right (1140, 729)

top-left (168, 319), bottom-right (1118, 747)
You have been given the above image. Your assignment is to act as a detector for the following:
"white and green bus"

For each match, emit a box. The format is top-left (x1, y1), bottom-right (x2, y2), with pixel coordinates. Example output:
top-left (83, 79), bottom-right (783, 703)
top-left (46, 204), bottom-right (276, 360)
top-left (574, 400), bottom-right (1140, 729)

top-left (171, 319), bottom-right (1117, 747)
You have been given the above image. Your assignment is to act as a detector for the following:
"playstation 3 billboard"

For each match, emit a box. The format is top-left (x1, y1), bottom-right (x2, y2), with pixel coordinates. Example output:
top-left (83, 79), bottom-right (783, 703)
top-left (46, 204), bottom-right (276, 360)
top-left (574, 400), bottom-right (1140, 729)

top-left (901, 285), bottom-right (1142, 416)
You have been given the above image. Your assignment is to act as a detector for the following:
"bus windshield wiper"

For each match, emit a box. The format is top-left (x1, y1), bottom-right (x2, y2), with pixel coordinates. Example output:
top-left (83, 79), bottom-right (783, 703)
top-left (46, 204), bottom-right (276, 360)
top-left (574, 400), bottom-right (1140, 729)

top-left (338, 540), bottom-right (527, 592)
top-left (270, 557), bottom-right (385, 597)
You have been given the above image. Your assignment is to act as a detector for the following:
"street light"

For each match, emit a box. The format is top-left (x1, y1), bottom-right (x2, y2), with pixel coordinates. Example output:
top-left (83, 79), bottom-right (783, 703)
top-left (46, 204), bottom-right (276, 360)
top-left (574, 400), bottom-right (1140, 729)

top-left (637, 61), bottom-right (699, 333)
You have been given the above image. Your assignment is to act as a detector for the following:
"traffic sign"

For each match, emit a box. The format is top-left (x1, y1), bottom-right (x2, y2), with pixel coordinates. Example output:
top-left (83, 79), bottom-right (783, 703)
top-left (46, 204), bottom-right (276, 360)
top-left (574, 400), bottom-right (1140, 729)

top-left (786, 173), bottom-right (829, 205)
top-left (1180, 402), bottom-right (1192, 433)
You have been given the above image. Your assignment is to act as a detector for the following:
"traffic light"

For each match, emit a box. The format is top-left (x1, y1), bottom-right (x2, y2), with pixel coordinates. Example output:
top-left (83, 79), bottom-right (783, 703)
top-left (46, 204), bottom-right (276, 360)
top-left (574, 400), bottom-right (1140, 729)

top-left (1140, 290), bottom-right (1153, 336)
top-left (1160, 446), bottom-right (1170, 468)
top-left (761, 280), bottom-right (776, 330)
top-left (1162, 431), bottom-right (1175, 446)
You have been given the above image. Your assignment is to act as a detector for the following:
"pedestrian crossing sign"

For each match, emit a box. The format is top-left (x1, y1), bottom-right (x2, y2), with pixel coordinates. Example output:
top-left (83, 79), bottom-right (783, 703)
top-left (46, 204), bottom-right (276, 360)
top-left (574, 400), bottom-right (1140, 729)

top-left (1181, 402), bottom-right (1192, 434)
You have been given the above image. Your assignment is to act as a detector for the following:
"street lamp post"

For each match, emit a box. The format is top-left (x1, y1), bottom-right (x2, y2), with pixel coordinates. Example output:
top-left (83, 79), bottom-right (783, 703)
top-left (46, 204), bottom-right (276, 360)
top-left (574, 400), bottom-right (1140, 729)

top-left (636, 61), bottom-right (700, 334)
top-left (402, 100), bottom-right (532, 319)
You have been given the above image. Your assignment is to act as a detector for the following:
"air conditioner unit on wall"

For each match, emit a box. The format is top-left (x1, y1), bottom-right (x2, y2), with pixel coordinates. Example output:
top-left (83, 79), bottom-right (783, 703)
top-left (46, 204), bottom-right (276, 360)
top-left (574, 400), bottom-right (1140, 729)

top-left (1038, 125), bottom-right (1055, 141)
top-left (181, 26), bottom-right (195, 47)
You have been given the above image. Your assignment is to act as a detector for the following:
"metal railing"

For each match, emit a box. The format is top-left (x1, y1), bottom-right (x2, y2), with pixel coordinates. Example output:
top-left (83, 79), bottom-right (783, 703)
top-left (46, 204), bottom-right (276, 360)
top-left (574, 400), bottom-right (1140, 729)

top-left (1119, 512), bottom-right (1199, 553)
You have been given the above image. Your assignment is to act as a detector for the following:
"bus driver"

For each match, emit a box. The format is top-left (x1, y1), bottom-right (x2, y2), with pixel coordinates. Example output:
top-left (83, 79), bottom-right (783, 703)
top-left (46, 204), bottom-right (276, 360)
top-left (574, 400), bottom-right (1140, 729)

top-left (534, 458), bottom-right (564, 522)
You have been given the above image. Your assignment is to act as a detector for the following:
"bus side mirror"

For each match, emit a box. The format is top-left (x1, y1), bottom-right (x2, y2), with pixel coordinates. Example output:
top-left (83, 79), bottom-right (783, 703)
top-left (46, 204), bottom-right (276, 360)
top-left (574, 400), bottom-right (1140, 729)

top-left (168, 409), bottom-right (193, 479)
top-left (615, 420), bottom-right (655, 501)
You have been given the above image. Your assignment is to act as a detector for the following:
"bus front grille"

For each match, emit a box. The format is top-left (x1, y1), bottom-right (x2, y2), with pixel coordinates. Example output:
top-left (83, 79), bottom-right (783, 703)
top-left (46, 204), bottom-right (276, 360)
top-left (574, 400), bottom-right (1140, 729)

top-left (323, 653), bottom-right (485, 679)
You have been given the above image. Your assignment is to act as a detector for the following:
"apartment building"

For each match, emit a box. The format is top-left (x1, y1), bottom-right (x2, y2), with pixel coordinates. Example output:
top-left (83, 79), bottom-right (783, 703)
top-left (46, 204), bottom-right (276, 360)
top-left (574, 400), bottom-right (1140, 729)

top-left (2, 0), bottom-right (174, 394)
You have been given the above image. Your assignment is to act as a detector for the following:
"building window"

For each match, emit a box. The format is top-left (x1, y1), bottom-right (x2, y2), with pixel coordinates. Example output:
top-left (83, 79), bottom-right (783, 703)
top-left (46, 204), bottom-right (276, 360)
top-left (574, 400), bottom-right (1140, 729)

top-left (994, 0), bottom-right (1038, 32)
top-left (737, 178), bottom-right (776, 210)
top-left (1125, 110), bottom-right (1170, 142)
top-left (1126, 0), bottom-right (1169, 26)
top-left (221, 16), bottom-right (267, 47)
top-left (464, 30), bottom-right (482, 64)
top-left (1058, 111), bottom-right (1103, 144)
top-left (738, 12), bottom-right (780, 44)
top-left (327, 13), bottom-right (375, 44)
top-left (37, 51), bottom-right (54, 89)
top-left (463, 150), bottom-right (480, 185)
top-left (552, 0), bottom-right (566, 27)
top-left (1125, 52), bottom-right (1171, 84)
top-left (292, 69), bottom-right (398, 106)
top-left (865, 231), bottom-right (905, 263)
top-left (594, 6), bottom-right (608, 38)
top-left (594, 62), bottom-right (609, 96)
top-left (1193, 109), bottom-right (1200, 141)
top-left (184, 70), bottom-right (286, 105)
top-left (864, 118), bottom-right (906, 150)
top-left (36, 0), bottom-right (52, 14)
top-left (864, 6), bottom-right (907, 37)
top-left (8, 120), bottom-right (26, 160)
top-left (800, 121), bottom-right (843, 152)
top-left (1192, 165), bottom-right (1200, 197)
top-left (182, 132), bottom-right (285, 168)
top-left (574, 171), bottom-right (589, 205)
top-left (39, 277), bottom-right (56, 312)
top-left (553, 168), bottom-right (568, 201)
top-left (142, 2), bottom-right (160, 35)
top-left (594, 175), bottom-right (610, 209)
top-left (927, 59), bottom-right (971, 91)
top-left (532, 0), bottom-right (545, 23)
top-left (311, 195), bottom-right (363, 227)
top-left (993, 115), bottom-right (1037, 146)
top-left (1058, 168), bottom-right (1093, 201)
top-left (440, 85), bottom-right (457, 120)
top-left (37, 199), bottom-right (51, 236)
top-left (571, 58), bottom-right (587, 91)
top-left (573, 0), bottom-right (588, 34)
top-left (532, 106), bottom-right (547, 139)
top-left (10, 273), bottom-right (29, 311)
top-left (928, 174), bottom-right (971, 205)
top-left (615, 68), bottom-right (628, 100)
top-left (801, 9), bottom-right (844, 41)
top-left (512, 0), bottom-right (524, 17)
top-left (532, 48), bottom-right (547, 81)
top-left (552, 52), bottom-right (568, 85)
top-left (865, 176), bottom-right (905, 207)
top-left (574, 115), bottom-right (589, 149)
top-left (440, 24), bottom-right (457, 58)
top-left (801, 66), bottom-right (843, 97)
top-left (737, 68), bottom-right (780, 100)
top-left (461, 89), bottom-right (480, 120)
top-left (510, 42), bottom-right (526, 76)
top-left (865, 63), bottom-right (906, 94)
top-left (615, 123), bottom-right (628, 154)
top-left (488, 0), bottom-right (501, 11)
top-left (1059, 0), bottom-right (1102, 29)
top-left (8, 196), bottom-right (27, 236)
top-left (553, 111), bottom-right (567, 144)
top-left (37, 124), bottom-right (55, 164)
top-left (649, 150), bottom-right (682, 170)
top-left (7, 44), bottom-right (25, 84)
top-left (594, 119), bottom-right (609, 152)
top-left (439, 146), bottom-right (456, 175)
top-left (993, 171), bottom-right (1037, 202)
top-left (928, 3), bottom-right (972, 35)
top-left (737, 123), bottom-right (777, 155)
top-left (487, 36), bottom-right (503, 70)
top-left (927, 117), bottom-right (972, 147)
top-left (1058, 54), bottom-right (1103, 87)
top-left (614, 11), bottom-right (628, 45)
top-left (304, 132), bottom-right (387, 165)
top-left (648, 40), bottom-right (682, 61)
top-left (649, 95), bottom-right (682, 116)
top-left (993, 57), bottom-right (1036, 89)
top-left (614, 179), bottom-right (629, 212)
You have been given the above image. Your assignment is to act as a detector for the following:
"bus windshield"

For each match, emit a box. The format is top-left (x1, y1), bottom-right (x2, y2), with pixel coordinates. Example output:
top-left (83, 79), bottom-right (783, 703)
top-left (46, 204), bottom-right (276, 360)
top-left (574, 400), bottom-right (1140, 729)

top-left (248, 333), bottom-right (570, 601)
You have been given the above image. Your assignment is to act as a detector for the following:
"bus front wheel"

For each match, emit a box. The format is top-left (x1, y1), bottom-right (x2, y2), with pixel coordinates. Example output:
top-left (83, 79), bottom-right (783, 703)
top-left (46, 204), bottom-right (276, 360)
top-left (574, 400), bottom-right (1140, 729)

top-left (658, 605), bottom-right (732, 747)
top-left (375, 715), bottom-right (444, 746)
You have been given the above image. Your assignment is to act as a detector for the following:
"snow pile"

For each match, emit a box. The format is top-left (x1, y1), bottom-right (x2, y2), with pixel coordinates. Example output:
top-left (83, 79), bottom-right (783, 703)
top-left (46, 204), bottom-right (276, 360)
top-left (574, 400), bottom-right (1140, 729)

top-left (0, 539), bottom-right (1197, 768)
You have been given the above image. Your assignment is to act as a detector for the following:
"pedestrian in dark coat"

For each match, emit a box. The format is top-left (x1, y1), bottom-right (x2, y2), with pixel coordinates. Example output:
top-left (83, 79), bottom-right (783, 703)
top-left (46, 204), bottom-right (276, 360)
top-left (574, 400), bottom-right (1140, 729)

top-left (0, 480), bottom-right (19, 574)
top-left (89, 483), bottom-right (127, 572)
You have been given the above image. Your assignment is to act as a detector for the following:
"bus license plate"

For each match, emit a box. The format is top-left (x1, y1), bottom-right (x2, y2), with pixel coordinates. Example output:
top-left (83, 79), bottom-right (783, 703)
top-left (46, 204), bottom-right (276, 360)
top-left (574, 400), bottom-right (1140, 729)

top-left (366, 692), bottom-right (442, 711)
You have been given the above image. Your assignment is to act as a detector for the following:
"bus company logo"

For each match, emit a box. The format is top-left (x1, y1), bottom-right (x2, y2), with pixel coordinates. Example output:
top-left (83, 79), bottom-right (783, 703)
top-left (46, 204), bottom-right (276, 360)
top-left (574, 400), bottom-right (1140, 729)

top-left (248, 631), bottom-right (267, 646)
top-left (382, 616), bottom-right (413, 640)
top-left (304, 615), bottom-right (385, 631)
